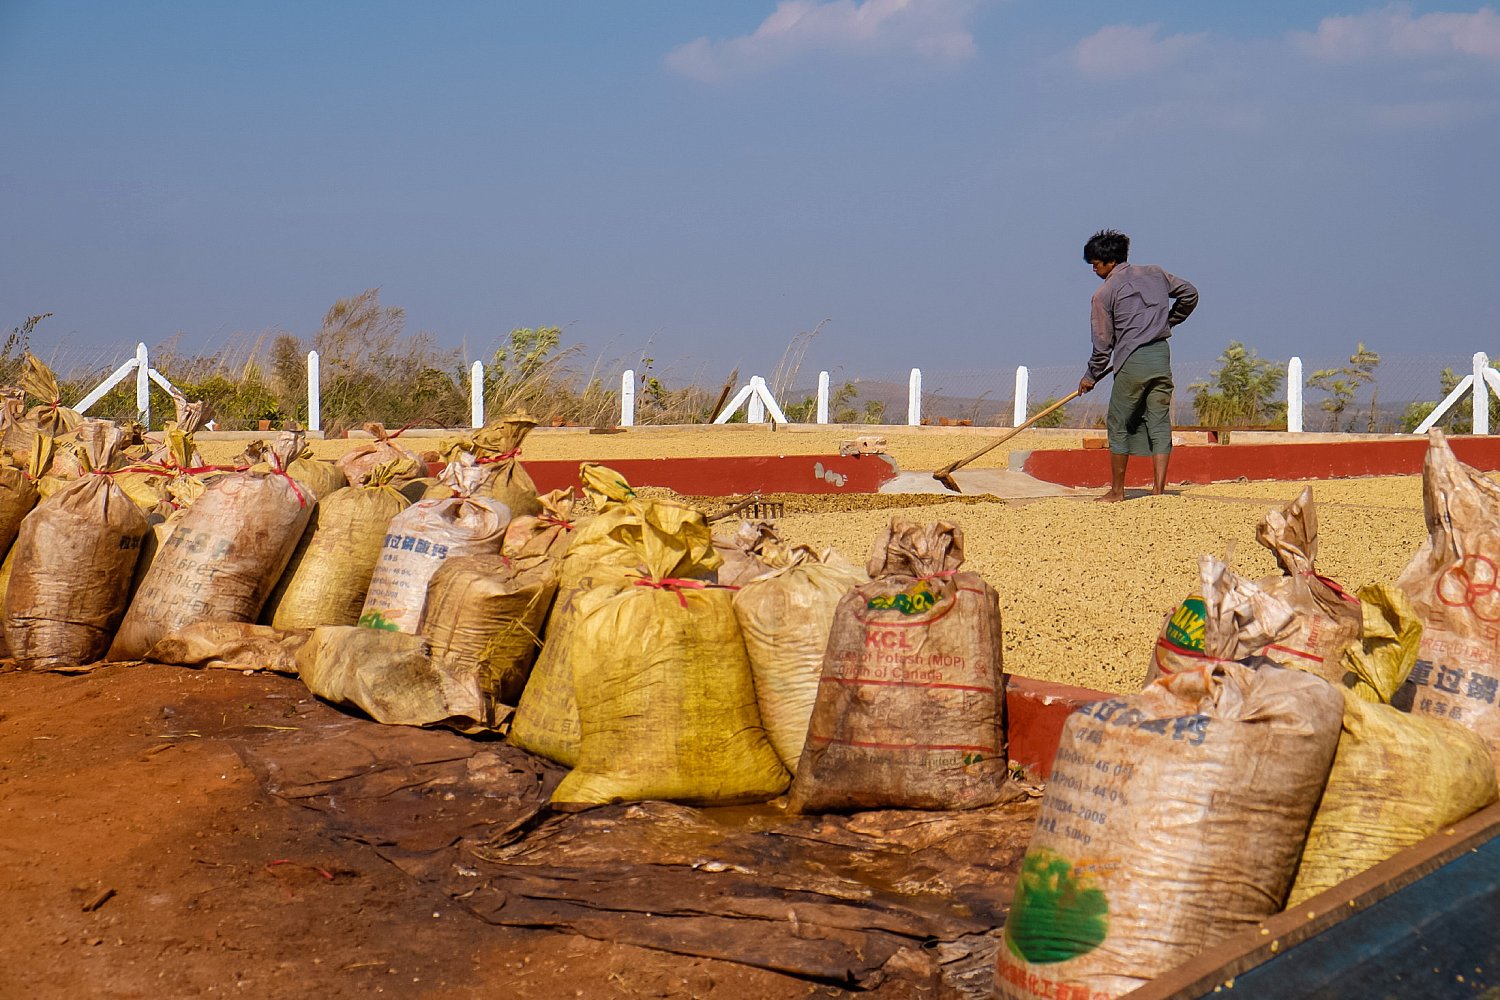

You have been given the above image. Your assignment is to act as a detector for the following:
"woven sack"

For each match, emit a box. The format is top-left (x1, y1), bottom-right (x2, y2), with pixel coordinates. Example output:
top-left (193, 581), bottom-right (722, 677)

top-left (551, 502), bottom-right (787, 807)
top-left (1288, 585), bottom-right (1496, 904)
top-left (712, 520), bottom-right (778, 587)
top-left (357, 462), bottom-right (509, 634)
top-left (335, 422), bottom-right (425, 488)
top-left (4, 422), bottom-right (149, 670)
top-left (420, 552), bottom-right (558, 720)
top-left (107, 431), bottom-right (316, 660)
top-left (262, 460), bottom-right (411, 629)
top-left (297, 625), bottom-right (486, 729)
top-left (788, 521), bottom-right (1007, 812)
top-left (732, 542), bottom-right (867, 770)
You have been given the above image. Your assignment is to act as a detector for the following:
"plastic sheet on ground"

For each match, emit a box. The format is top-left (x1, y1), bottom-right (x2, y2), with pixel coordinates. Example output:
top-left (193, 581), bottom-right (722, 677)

top-left (225, 699), bottom-right (1037, 993)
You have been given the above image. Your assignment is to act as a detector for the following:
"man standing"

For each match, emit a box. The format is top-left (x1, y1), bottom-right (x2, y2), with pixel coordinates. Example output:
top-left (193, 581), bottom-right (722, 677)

top-left (1076, 230), bottom-right (1198, 502)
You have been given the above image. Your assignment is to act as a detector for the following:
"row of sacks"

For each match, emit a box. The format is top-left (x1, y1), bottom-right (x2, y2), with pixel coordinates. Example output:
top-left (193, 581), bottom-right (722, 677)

top-left (0, 403), bottom-right (544, 679)
top-left (996, 430), bottom-right (1500, 1000)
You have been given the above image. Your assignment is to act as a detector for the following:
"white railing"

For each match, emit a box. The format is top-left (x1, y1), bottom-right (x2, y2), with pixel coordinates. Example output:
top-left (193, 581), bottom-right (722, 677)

top-left (69, 348), bottom-right (1500, 435)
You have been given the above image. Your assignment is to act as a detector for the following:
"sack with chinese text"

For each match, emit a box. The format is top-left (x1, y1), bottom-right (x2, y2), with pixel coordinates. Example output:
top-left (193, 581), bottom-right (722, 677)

top-left (107, 431), bottom-right (316, 660)
top-left (996, 559), bottom-right (1343, 1000)
top-left (1288, 585), bottom-right (1496, 905)
top-left (1395, 429), bottom-right (1500, 766)
top-left (788, 520), bottom-right (1006, 813)
top-left (357, 461), bottom-right (509, 634)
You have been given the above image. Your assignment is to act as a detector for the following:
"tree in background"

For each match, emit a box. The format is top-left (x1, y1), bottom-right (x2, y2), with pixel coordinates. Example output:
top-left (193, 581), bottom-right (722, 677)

top-left (1189, 341), bottom-right (1286, 427)
top-left (1308, 343), bottom-right (1381, 432)
top-left (1028, 396), bottom-right (1071, 428)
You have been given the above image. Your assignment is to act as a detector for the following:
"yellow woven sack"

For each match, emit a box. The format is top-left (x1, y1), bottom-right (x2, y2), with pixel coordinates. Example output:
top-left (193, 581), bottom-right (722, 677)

top-left (551, 502), bottom-right (787, 806)
top-left (1287, 584), bottom-right (1498, 905)
top-left (510, 463), bottom-right (702, 765)
top-left (430, 414), bottom-right (541, 516)
top-left (263, 460), bottom-right (412, 629)
top-left (732, 541), bottom-right (867, 770)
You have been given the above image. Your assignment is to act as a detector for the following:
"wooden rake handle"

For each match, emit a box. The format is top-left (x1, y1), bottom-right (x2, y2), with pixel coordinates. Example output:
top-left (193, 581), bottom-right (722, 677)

top-left (933, 385), bottom-right (1092, 481)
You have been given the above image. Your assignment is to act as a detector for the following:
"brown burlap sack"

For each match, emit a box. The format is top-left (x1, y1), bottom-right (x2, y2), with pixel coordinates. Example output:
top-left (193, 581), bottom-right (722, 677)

top-left (0, 388), bottom-right (28, 457)
top-left (996, 565), bottom-right (1343, 999)
top-left (420, 552), bottom-right (558, 720)
top-left (19, 355), bottom-right (83, 439)
top-left (787, 521), bottom-right (1007, 813)
top-left (429, 414), bottom-right (541, 516)
top-left (732, 542), bottom-right (867, 771)
top-left (712, 520), bottom-right (778, 587)
top-left (1251, 487), bottom-right (1363, 682)
top-left (262, 460), bottom-right (412, 629)
top-left (0, 433), bottom-right (47, 560)
top-left (1394, 430), bottom-right (1500, 766)
top-left (146, 621), bottom-right (310, 674)
top-left (4, 422), bottom-right (150, 670)
top-left (336, 422), bottom-right (425, 487)
top-left (357, 463), bottom-right (509, 634)
top-left (1147, 546), bottom-right (1300, 685)
top-left (501, 488), bottom-right (578, 560)
top-left (297, 625), bottom-right (486, 729)
top-left (107, 431), bottom-right (317, 660)
top-left (509, 464), bottom-right (718, 766)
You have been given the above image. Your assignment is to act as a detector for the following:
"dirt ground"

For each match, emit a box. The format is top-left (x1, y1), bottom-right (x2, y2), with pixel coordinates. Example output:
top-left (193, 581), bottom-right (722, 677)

top-left (0, 663), bottom-right (1027, 1000)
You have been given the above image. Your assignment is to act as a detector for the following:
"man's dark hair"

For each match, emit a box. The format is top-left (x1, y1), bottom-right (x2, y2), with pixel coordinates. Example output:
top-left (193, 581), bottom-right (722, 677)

top-left (1083, 229), bottom-right (1130, 264)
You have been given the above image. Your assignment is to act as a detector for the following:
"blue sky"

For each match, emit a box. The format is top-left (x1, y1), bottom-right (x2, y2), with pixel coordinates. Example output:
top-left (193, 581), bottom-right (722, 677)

top-left (2, 1), bottom-right (1498, 386)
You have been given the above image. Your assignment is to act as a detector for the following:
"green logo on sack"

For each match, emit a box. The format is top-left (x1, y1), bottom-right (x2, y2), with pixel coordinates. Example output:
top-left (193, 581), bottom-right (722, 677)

top-left (1005, 849), bottom-right (1109, 964)
top-left (357, 610), bottom-right (402, 632)
top-left (1164, 596), bottom-right (1206, 652)
top-left (867, 580), bottom-right (937, 615)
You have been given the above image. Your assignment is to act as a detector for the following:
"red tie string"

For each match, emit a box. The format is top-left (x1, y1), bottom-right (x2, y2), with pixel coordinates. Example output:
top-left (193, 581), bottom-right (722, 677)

top-left (476, 448), bottom-right (521, 465)
top-left (268, 460), bottom-right (308, 507)
top-left (631, 577), bottom-right (738, 609)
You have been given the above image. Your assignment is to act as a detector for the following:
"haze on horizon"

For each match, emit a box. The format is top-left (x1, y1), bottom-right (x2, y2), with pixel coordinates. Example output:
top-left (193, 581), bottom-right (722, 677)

top-left (2, 1), bottom-right (1497, 390)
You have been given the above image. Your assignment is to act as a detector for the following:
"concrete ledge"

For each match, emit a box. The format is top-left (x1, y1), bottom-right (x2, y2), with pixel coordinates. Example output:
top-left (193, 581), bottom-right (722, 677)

top-left (1005, 674), bottom-right (1105, 779)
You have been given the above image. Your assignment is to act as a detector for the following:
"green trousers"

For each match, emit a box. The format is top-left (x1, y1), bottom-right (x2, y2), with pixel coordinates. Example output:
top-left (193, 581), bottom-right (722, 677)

top-left (1107, 339), bottom-right (1173, 457)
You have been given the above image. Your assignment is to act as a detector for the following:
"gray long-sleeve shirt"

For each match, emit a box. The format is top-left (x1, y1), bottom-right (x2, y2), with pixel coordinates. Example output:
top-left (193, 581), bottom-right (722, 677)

top-left (1085, 263), bottom-right (1198, 380)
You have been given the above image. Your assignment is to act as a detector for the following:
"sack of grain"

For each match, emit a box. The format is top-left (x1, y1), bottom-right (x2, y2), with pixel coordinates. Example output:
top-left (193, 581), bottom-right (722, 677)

top-left (4, 421), bottom-right (150, 670)
top-left (146, 621), bottom-right (310, 675)
top-left (996, 560), bottom-right (1344, 1000)
top-left (509, 464), bottom-right (717, 766)
top-left (787, 520), bottom-right (1007, 813)
top-left (732, 541), bottom-right (867, 771)
top-left (713, 520), bottom-right (778, 586)
top-left (551, 501), bottom-right (788, 807)
top-left (1395, 430), bottom-right (1500, 766)
top-left (297, 625), bottom-right (486, 729)
top-left (107, 431), bottom-right (317, 660)
top-left (1250, 487), bottom-right (1364, 682)
top-left (357, 461), bottom-right (509, 634)
top-left (0, 388), bottom-right (28, 457)
top-left (0, 434), bottom-right (46, 560)
top-left (19, 355), bottom-right (84, 439)
top-left (429, 414), bottom-right (541, 516)
top-left (420, 551), bottom-right (558, 722)
top-left (1147, 545), bottom-right (1301, 684)
top-left (336, 422), bottom-right (425, 487)
top-left (259, 459), bottom-right (412, 629)
top-left (501, 488), bottom-right (578, 560)
top-left (1287, 584), bottom-right (1496, 905)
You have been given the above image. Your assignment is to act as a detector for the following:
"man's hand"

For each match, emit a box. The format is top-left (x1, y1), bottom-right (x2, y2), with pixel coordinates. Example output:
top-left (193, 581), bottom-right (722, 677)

top-left (1078, 376), bottom-right (1096, 394)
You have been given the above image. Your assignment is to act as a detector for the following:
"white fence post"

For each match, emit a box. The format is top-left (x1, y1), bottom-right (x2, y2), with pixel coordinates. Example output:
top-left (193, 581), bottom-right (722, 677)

top-left (747, 376), bottom-right (766, 423)
top-left (1475, 352), bottom-right (1491, 436)
top-left (816, 371), bottom-right (830, 424)
top-left (1013, 366), bottom-right (1029, 427)
top-left (1287, 357), bottom-right (1303, 433)
top-left (307, 351), bottom-right (321, 432)
top-left (620, 370), bottom-right (635, 427)
top-left (135, 342), bottom-right (150, 428)
top-left (469, 361), bottom-right (484, 429)
top-left (907, 368), bottom-right (922, 426)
